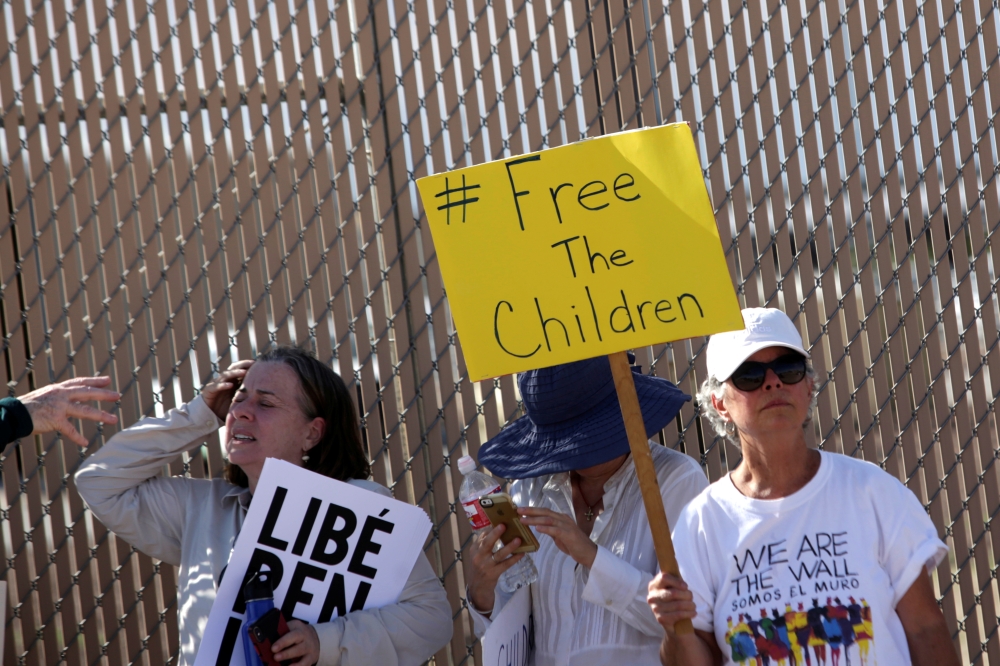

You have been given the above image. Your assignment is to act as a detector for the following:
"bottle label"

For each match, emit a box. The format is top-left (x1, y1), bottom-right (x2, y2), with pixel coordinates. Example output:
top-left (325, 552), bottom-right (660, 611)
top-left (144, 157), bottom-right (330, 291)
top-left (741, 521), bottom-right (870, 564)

top-left (462, 485), bottom-right (502, 530)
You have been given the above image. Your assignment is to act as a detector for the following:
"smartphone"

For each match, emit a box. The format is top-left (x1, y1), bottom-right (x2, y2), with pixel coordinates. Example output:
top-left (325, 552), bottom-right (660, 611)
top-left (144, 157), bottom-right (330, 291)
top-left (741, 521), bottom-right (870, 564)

top-left (248, 607), bottom-right (293, 666)
top-left (479, 493), bottom-right (539, 553)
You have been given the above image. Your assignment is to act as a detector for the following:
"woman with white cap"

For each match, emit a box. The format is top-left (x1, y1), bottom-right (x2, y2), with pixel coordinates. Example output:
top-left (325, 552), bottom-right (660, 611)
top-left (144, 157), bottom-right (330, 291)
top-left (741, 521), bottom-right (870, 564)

top-left (645, 308), bottom-right (959, 666)
top-left (465, 354), bottom-right (709, 665)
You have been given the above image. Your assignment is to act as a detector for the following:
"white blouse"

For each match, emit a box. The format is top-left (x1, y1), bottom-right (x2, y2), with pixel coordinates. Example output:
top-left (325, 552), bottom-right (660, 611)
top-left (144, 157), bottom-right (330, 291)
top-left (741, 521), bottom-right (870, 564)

top-left (470, 443), bottom-right (708, 666)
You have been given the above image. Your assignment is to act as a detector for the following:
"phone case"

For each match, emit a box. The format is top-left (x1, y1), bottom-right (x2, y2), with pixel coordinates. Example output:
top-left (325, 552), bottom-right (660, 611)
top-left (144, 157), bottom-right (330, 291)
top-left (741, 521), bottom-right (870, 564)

top-left (479, 493), bottom-right (540, 553)
top-left (248, 608), bottom-right (293, 666)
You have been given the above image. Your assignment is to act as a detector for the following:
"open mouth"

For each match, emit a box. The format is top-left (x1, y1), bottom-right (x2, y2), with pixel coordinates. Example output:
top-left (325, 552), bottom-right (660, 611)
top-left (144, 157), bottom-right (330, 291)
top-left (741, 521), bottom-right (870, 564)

top-left (231, 433), bottom-right (256, 442)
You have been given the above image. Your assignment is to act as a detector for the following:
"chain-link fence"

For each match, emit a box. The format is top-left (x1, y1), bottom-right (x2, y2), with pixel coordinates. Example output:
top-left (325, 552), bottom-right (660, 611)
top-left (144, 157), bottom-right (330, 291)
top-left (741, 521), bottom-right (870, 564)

top-left (1, 0), bottom-right (998, 662)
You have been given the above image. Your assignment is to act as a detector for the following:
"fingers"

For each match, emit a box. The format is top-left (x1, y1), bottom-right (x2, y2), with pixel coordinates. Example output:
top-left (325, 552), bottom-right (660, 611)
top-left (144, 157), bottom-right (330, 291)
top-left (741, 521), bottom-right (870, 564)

top-left (213, 361), bottom-right (253, 385)
top-left (202, 363), bottom-right (252, 420)
top-left (206, 382), bottom-right (235, 395)
top-left (647, 574), bottom-right (694, 610)
top-left (65, 403), bottom-right (119, 425)
top-left (492, 536), bottom-right (523, 562)
top-left (471, 525), bottom-right (523, 572)
top-left (272, 623), bottom-right (318, 664)
top-left (517, 506), bottom-right (559, 519)
top-left (520, 510), bottom-right (572, 529)
top-left (647, 573), bottom-right (697, 633)
top-left (474, 524), bottom-right (506, 556)
top-left (55, 421), bottom-right (89, 448)
top-left (63, 387), bottom-right (121, 404)
top-left (477, 541), bottom-right (525, 573)
top-left (649, 572), bottom-right (688, 593)
top-left (207, 361), bottom-right (253, 386)
top-left (495, 551), bottom-right (525, 573)
top-left (649, 604), bottom-right (697, 633)
top-left (220, 367), bottom-right (250, 382)
top-left (271, 624), bottom-right (301, 653)
top-left (57, 376), bottom-right (113, 388)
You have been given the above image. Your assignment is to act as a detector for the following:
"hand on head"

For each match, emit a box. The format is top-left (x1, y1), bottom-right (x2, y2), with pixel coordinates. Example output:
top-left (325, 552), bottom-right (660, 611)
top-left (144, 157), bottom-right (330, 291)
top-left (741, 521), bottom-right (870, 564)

top-left (647, 572), bottom-right (697, 635)
top-left (202, 360), bottom-right (255, 422)
top-left (21, 376), bottom-right (120, 447)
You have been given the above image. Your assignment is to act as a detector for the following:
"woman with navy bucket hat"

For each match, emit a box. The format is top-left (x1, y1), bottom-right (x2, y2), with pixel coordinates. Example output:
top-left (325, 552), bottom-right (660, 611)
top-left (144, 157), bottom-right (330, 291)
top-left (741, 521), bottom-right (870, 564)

top-left (465, 354), bottom-right (709, 666)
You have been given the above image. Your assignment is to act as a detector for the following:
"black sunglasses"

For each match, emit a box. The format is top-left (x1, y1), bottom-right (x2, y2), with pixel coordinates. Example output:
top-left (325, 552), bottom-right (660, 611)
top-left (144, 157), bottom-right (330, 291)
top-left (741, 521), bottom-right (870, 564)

top-left (729, 353), bottom-right (808, 392)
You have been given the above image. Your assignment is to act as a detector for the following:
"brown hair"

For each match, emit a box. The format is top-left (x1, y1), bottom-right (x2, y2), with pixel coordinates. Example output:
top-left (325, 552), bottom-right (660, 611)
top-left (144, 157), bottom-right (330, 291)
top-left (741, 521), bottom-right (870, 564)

top-left (224, 346), bottom-right (371, 487)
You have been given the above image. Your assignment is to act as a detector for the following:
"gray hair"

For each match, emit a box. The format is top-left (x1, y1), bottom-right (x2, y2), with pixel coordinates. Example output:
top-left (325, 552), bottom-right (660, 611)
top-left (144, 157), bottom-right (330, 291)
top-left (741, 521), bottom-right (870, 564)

top-left (696, 364), bottom-right (819, 445)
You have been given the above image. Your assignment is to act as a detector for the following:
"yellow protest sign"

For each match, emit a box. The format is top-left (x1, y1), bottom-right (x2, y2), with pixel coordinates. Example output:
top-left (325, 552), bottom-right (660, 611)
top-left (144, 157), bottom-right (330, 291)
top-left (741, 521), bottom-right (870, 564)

top-left (416, 123), bottom-right (743, 381)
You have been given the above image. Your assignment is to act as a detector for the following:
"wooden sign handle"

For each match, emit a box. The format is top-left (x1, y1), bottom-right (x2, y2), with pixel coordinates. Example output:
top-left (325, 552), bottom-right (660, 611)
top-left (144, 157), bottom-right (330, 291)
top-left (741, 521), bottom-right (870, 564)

top-left (607, 351), bottom-right (694, 636)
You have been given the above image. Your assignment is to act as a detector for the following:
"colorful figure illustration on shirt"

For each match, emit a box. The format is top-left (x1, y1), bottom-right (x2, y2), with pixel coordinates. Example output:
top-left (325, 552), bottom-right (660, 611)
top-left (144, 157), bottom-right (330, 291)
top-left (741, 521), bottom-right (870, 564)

top-left (785, 603), bottom-right (810, 666)
top-left (820, 597), bottom-right (844, 665)
top-left (830, 598), bottom-right (855, 665)
top-left (732, 599), bottom-right (875, 666)
top-left (771, 608), bottom-right (793, 665)
top-left (806, 599), bottom-right (829, 666)
top-left (847, 597), bottom-right (873, 666)
top-left (726, 614), bottom-right (760, 664)
top-left (752, 608), bottom-right (790, 666)
top-left (787, 603), bottom-right (812, 666)
top-left (747, 612), bottom-right (770, 666)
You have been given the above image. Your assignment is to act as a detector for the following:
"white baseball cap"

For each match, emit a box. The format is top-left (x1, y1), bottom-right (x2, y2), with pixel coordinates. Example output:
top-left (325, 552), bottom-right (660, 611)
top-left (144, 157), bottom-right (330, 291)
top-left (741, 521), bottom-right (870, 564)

top-left (706, 308), bottom-right (810, 381)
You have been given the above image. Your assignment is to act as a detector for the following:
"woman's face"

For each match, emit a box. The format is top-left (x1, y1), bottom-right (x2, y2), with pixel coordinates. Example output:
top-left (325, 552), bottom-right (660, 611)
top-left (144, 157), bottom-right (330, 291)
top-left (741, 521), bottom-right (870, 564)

top-left (713, 346), bottom-right (813, 440)
top-left (225, 361), bottom-right (325, 482)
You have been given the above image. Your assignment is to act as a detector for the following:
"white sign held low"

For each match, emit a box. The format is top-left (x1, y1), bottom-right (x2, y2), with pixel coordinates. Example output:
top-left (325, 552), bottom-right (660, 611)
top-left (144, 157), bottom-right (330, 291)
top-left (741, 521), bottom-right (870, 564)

top-left (481, 586), bottom-right (531, 666)
top-left (195, 459), bottom-right (432, 665)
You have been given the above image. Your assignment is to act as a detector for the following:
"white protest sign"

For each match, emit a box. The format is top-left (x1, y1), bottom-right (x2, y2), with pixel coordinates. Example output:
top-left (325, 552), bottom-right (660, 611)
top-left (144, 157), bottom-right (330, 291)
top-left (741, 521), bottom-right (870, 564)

top-left (194, 459), bottom-right (432, 665)
top-left (481, 586), bottom-right (531, 666)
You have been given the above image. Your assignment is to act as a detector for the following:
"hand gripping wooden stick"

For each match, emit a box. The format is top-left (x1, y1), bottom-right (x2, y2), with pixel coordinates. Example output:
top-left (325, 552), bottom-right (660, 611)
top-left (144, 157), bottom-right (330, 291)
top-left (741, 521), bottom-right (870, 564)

top-left (607, 350), bottom-right (694, 635)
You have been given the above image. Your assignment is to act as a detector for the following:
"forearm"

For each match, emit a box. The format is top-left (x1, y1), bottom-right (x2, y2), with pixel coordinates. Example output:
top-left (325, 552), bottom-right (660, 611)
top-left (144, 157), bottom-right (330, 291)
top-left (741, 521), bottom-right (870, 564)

top-left (907, 617), bottom-right (960, 666)
top-left (467, 582), bottom-right (515, 638)
top-left (76, 396), bottom-right (219, 499)
top-left (660, 631), bottom-right (719, 666)
top-left (467, 583), bottom-right (496, 617)
top-left (898, 573), bottom-right (960, 666)
top-left (74, 396), bottom-right (221, 564)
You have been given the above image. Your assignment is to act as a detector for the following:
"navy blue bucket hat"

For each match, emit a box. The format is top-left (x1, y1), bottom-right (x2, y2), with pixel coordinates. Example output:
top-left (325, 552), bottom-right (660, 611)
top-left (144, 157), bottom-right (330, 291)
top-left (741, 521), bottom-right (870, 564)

top-left (477, 355), bottom-right (691, 479)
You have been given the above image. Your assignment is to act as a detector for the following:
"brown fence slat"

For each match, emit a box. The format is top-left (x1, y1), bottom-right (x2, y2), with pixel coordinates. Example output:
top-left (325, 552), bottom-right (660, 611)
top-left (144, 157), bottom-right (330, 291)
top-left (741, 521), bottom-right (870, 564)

top-left (3, 0), bottom-right (1000, 663)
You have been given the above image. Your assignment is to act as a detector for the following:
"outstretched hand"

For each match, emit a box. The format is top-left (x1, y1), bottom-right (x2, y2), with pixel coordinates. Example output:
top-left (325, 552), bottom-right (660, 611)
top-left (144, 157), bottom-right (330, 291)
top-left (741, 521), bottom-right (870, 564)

top-left (20, 376), bottom-right (119, 447)
top-left (202, 360), bottom-right (254, 422)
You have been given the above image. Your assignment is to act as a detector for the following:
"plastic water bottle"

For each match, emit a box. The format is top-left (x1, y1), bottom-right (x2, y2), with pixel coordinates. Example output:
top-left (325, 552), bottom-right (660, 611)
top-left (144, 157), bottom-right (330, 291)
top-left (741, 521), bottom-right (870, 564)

top-left (457, 455), bottom-right (538, 592)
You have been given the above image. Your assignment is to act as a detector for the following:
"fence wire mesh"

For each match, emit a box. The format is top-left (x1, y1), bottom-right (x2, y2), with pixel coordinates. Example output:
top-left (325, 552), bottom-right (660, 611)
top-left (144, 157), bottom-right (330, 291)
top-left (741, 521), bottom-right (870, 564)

top-left (0, 0), bottom-right (998, 662)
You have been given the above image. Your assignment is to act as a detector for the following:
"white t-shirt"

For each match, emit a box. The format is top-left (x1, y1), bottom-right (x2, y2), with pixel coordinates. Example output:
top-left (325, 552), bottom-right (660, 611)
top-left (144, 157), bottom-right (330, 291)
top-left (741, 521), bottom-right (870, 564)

top-left (672, 451), bottom-right (948, 666)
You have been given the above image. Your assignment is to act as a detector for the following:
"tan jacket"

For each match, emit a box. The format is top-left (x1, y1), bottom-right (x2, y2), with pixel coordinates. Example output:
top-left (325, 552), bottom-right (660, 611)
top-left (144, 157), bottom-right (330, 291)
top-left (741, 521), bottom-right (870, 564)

top-left (75, 395), bottom-right (452, 665)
